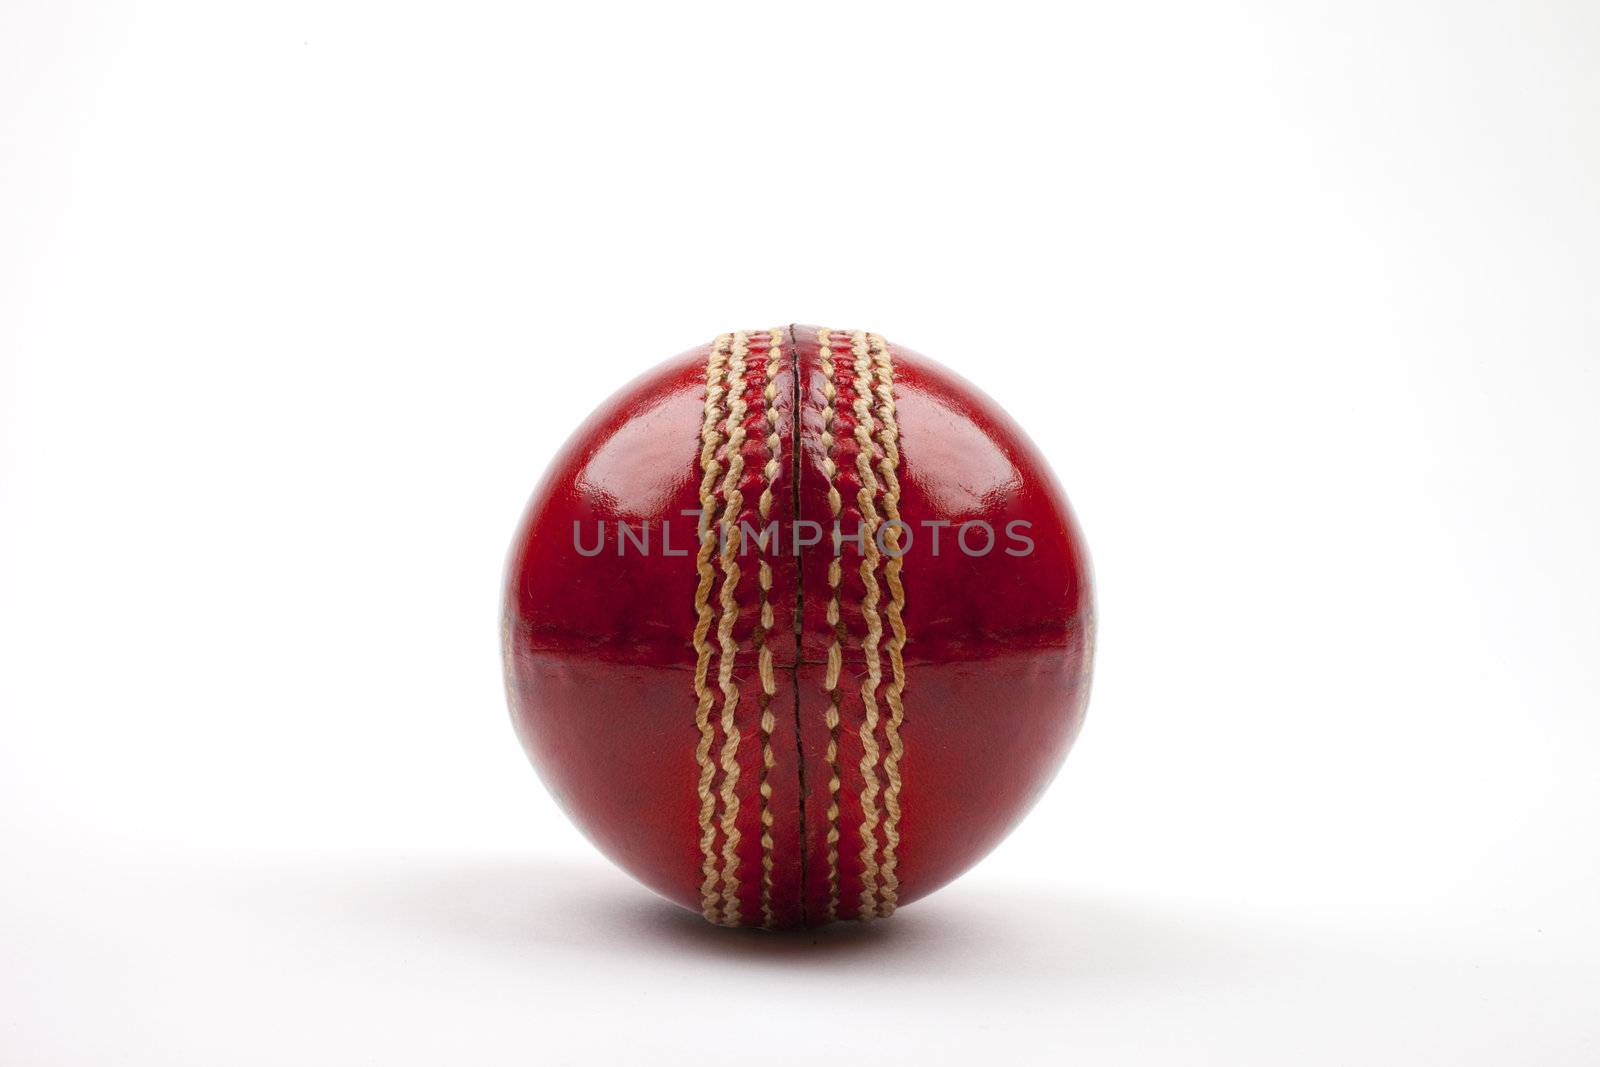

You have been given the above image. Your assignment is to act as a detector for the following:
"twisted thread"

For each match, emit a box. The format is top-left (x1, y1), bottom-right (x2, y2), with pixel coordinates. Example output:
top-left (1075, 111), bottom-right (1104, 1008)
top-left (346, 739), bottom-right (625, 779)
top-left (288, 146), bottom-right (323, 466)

top-left (756, 328), bottom-right (783, 928)
top-left (848, 331), bottom-right (887, 920)
top-left (817, 328), bottom-right (845, 923)
top-left (867, 333), bottom-right (907, 915)
top-left (711, 332), bottom-right (752, 927)
top-left (691, 334), bottom-right (733, 922)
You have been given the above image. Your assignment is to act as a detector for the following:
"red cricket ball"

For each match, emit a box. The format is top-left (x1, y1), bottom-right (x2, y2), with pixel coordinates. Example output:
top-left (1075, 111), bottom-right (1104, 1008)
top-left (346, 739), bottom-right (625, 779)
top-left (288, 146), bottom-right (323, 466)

top-left (502, 327), bottom-right (1094, 928)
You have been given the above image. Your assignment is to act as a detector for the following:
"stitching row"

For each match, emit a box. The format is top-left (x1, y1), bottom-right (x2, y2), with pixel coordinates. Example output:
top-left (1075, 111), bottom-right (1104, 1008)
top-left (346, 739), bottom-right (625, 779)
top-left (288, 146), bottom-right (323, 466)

top-left (818, 328), bottom-right (846, 923)
top-left (712, 332), bottom-right (753, 927)
top-left (868, 333), bottom-right (907, 917)
top-left (692, 334), bottom-right (734, 922)
top-left (848, 331), bottom-right (888, 920)
top-left (756, 327), bottom-right (784, 929)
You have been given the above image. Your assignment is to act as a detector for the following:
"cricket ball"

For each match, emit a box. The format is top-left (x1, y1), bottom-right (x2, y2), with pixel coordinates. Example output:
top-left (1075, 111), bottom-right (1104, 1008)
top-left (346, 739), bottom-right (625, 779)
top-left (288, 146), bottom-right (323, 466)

top-left (502, 326), bottom-right (1094, 928)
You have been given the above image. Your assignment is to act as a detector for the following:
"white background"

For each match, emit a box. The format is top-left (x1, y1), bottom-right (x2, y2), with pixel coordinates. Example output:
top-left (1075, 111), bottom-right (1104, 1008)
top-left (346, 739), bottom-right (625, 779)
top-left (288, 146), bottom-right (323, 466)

top-left (3, 1), bottom-right (1597, 1063)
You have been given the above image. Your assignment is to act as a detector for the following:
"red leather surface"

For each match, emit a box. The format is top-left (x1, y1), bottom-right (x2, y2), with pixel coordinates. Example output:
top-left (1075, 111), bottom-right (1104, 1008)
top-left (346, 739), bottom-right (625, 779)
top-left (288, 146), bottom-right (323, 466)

top-left (503, 326), bottom-right (1094, 927)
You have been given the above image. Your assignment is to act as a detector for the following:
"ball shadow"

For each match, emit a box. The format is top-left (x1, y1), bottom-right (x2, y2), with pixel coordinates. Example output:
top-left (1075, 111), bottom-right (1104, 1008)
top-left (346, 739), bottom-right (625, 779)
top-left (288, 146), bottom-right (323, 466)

top-left (292, 854), bottom-right (1286, 990)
